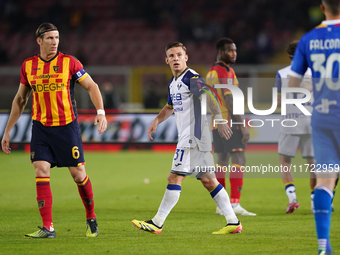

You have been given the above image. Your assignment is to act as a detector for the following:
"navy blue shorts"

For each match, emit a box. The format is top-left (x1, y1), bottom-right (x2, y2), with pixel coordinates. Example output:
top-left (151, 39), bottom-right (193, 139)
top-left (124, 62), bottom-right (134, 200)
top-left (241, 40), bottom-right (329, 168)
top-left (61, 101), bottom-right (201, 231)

top-left (30, 120), bottom-right (85, 168)
top-left (212, 128), bottom-right (246, 153)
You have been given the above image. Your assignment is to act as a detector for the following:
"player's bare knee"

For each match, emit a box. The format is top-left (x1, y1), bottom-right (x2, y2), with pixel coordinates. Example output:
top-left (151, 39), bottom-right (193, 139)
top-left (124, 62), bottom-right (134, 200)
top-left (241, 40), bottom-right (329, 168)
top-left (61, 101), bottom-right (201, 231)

top-left (217, 152), bottom-right (229, 166)
top-left (167, 173), bottom-right (185, 185)
top-left (279, 154), bottom-right (292, 165)
top-left (316, 175), bottom-right (338, 190)
top-left (69, 165), bottom-right (87, 182)
top-left (200, 178), bottom-right (217, 191)
top-left (231, 151), bottom-right (246, 165)
top-left (33, 161), bottom-right (51, 177)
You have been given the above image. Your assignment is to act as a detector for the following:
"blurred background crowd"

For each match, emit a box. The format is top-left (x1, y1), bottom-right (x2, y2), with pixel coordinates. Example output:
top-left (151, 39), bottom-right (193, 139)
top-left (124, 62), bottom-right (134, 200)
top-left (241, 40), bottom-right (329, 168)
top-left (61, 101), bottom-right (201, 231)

top-left (0, 0), bottom-right (324, 66)
top-left (0, 0), bottom-right (324, 110)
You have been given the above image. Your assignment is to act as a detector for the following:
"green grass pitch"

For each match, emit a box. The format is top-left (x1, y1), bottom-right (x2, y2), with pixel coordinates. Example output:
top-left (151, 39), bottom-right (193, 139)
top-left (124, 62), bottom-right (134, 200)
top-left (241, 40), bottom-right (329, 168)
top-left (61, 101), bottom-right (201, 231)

top-left (0, 150), bottom-right (339, 254)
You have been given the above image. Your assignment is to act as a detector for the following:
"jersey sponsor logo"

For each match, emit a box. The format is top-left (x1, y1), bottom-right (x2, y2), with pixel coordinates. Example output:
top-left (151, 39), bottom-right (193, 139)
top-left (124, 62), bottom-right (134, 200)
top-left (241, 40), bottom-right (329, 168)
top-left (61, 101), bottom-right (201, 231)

top-left (32, 74), bottom-right (59, 79)
top-left (31, 83), bottom-right (65, 92)
top-left (177, 82), bottom-right (182, 90)
top-left (170, 93), bottom-right (182, 101)
top-left (175, 163), bottom-right (182, 167)
top-left (283, 113), bottom-right (309, 119)
top-left (171, 93), bottom-right (184, 112)
top-left (315, 98), bottom-right (337, 114)
top-left (191, 76), bottom-right (199, 79)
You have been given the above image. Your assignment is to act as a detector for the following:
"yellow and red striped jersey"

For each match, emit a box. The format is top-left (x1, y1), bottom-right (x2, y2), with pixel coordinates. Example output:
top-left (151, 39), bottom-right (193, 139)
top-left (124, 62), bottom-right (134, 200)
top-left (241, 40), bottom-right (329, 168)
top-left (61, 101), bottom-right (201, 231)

top-left (206, 61), bottom-right (239, 129)
top-left (20, 51), bottom-right (88, 126)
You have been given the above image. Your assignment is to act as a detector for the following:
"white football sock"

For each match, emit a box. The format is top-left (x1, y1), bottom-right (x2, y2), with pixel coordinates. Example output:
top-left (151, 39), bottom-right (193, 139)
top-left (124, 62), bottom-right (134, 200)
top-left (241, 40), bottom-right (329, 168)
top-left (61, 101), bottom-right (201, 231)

top-left (285, 184), bottom-right (296, 203)
top-left (152, 188), bottom-right (181, 227)
top-left (212, 186), bottom-right (238, 224)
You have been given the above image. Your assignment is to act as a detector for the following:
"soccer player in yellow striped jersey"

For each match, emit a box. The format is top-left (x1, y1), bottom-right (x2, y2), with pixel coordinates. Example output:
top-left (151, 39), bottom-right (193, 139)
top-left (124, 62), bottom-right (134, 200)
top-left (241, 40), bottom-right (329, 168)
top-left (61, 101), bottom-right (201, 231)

top-left (1, 23), bottom-right (107, 238)
top-left (206, 38), bottom-right (255, 216)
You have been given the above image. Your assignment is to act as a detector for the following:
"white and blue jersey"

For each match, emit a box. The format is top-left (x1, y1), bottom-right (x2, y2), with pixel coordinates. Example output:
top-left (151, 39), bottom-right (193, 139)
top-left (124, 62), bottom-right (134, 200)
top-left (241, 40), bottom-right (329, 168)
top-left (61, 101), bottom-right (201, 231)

top-left (166, 68), bottom-right (211, 151)
top-left (291, 19), bottom-right (340, 130)
top-left (276, 65), bottom-right (313, 134)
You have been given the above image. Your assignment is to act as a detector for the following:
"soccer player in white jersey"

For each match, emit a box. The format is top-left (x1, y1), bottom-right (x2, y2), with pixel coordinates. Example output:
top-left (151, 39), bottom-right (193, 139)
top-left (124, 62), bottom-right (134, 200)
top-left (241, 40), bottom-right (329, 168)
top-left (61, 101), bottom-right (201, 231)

top-left (289, 1), bottom-right (340, 254)
top-left (132, 42), bottom-right (242, 234)
top-left (276, 41), bottom-right (316, 214)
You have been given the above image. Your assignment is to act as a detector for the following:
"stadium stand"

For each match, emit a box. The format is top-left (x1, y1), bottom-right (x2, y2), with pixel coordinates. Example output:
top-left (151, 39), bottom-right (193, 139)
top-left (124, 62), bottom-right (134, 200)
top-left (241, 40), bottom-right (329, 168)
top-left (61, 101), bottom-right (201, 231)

top-left (0, 0), bottom-right (322, 66)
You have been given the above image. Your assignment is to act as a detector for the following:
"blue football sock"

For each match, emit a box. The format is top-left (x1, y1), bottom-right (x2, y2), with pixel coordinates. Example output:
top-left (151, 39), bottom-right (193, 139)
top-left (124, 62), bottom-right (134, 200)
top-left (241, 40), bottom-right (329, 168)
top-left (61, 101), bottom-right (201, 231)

top-left (314, 186), bottom-right (333, 253)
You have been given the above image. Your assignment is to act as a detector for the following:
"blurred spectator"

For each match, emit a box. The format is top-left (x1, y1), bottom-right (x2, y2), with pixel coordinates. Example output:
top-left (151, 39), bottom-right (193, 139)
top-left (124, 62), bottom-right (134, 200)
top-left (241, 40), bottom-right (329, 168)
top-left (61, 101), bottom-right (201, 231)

top-left (102, 81), bottom-right (120, 109)
top-left (0, 0), bottom-right (323, 66)
top-left (144, 81), bottom-right (161, 109)
top-left (69, 7), bottom-right (90, 36)
top-left (44, 1), bottom-right (69, 32)
top-left (75, 48), bottom-right (88, 67)
top-left (0, 45), bottom-right (9, 65)
top-left (2, 0), bottom-right (28, 33)
top-left (309, 5), bottom-right (324, 27)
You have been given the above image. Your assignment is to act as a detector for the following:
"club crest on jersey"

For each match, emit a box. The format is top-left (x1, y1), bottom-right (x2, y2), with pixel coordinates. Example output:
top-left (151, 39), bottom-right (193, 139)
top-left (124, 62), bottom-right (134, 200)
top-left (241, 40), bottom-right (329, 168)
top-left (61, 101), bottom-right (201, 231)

top-left (177, 83), bottom-right (182, 90)
top-left (53, 66), bottom-right (59, 72)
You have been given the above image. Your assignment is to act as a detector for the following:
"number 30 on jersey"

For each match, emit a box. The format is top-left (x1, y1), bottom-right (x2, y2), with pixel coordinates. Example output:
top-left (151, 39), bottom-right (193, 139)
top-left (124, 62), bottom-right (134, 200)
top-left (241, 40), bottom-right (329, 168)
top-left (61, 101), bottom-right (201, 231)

top-left (311, 53), bottom-right (340, 91)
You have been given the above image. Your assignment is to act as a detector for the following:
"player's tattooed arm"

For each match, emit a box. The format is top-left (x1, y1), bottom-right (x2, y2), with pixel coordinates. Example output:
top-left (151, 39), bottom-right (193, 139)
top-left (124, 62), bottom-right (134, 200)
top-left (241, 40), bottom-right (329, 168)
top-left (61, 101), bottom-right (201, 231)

top-left (207, 95), bottom-right (233, 140)
top-left (206, 95), bottom-right (222, 116)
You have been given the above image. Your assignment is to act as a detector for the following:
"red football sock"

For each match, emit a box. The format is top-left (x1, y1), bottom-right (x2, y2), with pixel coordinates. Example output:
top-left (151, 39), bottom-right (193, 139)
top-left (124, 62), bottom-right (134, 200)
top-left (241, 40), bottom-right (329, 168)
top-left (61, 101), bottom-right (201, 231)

top-left (229, 164), bottom-right (244, 204)
top-left (36, 177), bottom-right (53, 230)
top-left (215, 164), bottom-right (226, 188)
top-left (76, 175), bottom-right (96, 219)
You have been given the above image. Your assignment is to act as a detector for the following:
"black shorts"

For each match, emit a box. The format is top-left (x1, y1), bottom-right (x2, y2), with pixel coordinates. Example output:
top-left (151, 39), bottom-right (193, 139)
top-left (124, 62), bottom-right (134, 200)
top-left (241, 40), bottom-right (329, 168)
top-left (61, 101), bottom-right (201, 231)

top-left (212, 129), bottom-right (246, 153)
top-left (30, 120), bottom-right (85, 168)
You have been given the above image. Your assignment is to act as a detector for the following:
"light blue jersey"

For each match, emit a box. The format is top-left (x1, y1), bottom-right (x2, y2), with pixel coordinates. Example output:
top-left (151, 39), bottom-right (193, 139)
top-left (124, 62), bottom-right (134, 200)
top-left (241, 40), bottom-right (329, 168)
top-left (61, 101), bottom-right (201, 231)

top-left (291, 19), bottom-right (340, 129)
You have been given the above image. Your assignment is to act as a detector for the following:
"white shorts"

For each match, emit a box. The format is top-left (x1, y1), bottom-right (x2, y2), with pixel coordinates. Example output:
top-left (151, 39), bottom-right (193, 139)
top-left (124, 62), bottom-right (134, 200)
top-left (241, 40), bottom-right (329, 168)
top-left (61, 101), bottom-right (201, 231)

top-left (171, 146), bottom-right (215, 178)
top-left (278, 133), bottom-right (314, 158)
